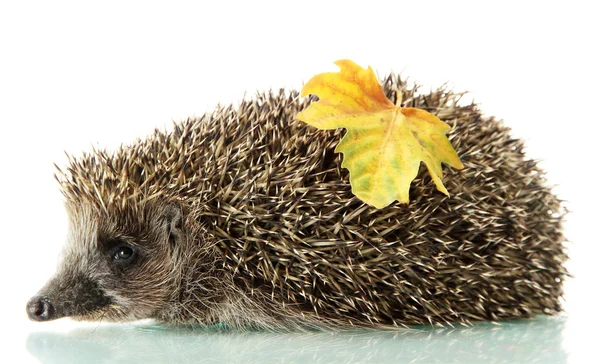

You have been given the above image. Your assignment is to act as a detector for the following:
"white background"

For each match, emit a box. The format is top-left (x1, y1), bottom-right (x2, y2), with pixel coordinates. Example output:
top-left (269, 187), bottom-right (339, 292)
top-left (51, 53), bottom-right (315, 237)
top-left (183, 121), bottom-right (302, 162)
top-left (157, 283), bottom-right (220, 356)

top-left (0, 1), bottom-right (598, 363)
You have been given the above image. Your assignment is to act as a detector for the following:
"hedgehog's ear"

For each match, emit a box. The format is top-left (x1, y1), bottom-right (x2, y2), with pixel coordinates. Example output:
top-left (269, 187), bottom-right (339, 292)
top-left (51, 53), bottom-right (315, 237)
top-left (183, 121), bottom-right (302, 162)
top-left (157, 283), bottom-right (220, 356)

top-left (163, 204), bottom-right (183, 247)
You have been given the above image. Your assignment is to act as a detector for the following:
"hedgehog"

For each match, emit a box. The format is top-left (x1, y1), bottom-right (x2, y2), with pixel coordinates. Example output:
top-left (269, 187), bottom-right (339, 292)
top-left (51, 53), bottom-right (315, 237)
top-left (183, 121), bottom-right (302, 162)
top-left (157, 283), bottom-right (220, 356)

top-left (26, 74), bottom-right (568, 330)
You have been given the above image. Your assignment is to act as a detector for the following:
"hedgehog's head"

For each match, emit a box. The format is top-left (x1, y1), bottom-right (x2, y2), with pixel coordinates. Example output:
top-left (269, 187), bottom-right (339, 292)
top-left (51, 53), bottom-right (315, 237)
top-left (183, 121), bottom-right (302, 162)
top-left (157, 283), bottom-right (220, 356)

top-left (26, 199), bottom-right (189, 322)
top-left (26, 147), bottom-right (207, 323)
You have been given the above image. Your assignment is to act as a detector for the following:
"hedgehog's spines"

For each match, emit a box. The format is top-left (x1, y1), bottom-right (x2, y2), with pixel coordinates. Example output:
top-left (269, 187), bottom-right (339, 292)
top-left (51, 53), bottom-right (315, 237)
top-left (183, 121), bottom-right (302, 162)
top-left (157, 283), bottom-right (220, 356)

top-left (57, 73), bottom-right (567, 329)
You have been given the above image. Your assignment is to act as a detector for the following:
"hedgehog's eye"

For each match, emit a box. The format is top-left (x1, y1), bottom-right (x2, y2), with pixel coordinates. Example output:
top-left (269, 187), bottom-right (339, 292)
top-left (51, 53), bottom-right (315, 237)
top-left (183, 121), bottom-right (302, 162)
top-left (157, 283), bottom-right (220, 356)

top-left (109, 243), bottom-right (137, 266)
top-left (115, 246), bottom-right (133, 260)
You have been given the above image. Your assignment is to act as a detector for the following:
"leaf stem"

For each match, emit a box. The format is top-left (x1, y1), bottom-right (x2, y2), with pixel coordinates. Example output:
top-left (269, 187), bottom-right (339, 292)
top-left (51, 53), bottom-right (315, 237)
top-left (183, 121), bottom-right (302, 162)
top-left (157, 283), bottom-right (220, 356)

top-left (395, 90), bottom-right (403, 107)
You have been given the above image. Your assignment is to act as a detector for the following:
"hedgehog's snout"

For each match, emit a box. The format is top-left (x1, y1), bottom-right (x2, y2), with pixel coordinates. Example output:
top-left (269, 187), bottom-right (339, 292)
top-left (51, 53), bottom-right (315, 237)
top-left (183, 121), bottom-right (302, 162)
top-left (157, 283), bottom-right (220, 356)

top-left (26, 296), bottom-right (56, 322)
top-left (26, 270), bottom-right (112, 323)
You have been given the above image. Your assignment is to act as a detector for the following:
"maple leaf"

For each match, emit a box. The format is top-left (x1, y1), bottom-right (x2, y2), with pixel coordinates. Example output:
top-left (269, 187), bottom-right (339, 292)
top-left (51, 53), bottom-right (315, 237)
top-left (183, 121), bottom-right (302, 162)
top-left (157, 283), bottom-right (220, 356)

top-left (297, 60), bottom-right (464, 208)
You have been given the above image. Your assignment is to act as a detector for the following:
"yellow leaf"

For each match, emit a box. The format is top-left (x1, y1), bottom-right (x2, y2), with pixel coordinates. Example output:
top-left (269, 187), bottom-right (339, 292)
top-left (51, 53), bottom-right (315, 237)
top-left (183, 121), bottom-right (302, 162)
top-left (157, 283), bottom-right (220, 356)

top-left (297, 60), bottom-right (464, 208)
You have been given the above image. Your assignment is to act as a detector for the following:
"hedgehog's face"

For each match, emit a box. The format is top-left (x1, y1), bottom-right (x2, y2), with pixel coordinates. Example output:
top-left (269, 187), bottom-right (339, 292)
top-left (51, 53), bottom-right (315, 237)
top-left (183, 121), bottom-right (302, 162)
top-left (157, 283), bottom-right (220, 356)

top-left (26, 203), bottom-right (184, 323)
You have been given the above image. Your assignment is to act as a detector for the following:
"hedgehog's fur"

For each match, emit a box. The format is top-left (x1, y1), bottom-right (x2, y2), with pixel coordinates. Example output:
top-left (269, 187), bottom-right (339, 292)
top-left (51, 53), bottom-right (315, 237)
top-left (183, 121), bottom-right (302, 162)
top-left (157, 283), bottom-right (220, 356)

top-left (50, 75), bottom-right (567, 329)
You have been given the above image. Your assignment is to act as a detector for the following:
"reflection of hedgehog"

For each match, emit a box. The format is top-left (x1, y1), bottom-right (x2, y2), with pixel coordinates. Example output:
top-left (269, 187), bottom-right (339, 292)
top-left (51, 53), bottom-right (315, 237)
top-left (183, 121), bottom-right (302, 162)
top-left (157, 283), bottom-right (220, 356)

top-left (26, 75), bottom-right (567, 329)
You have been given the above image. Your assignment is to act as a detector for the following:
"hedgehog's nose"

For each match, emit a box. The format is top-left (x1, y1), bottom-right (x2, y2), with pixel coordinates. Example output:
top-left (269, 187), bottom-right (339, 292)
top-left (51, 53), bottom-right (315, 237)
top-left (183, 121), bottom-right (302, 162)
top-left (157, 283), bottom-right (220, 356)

top-left (26, 296), bottom-right (55, 322)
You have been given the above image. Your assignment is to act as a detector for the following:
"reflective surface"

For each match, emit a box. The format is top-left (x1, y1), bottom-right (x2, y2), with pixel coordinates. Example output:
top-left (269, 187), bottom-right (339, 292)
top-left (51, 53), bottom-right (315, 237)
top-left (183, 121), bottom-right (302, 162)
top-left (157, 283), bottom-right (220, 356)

top-left (27, 316), bottom-right (566, 364)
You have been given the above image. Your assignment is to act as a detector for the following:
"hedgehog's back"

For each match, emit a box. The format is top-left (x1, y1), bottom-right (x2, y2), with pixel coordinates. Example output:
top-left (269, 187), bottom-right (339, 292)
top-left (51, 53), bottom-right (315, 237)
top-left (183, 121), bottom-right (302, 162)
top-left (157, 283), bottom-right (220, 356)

top-left (179, 78), bottom-right (566, 327)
